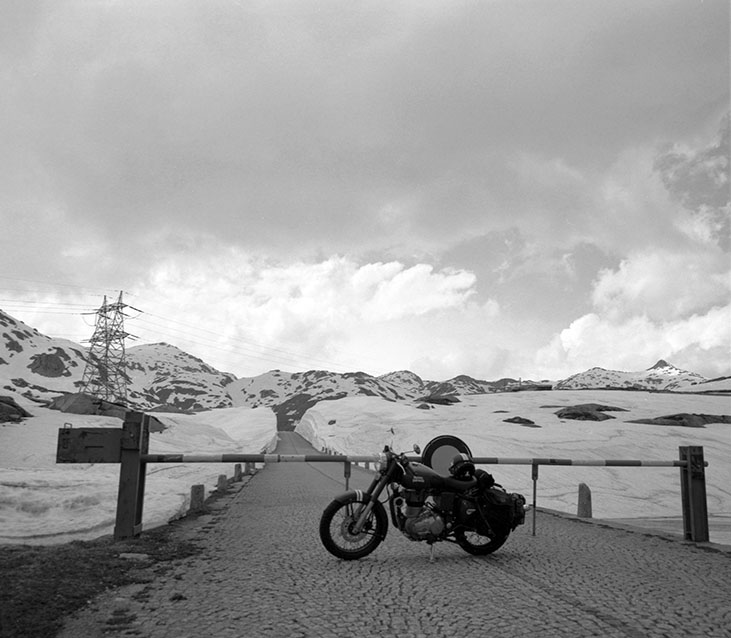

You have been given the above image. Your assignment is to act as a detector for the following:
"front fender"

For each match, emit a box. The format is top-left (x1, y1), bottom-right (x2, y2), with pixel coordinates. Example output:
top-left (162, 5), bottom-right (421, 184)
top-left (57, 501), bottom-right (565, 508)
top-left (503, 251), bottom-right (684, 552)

top-left (331, 489), bottom-right (377, 505)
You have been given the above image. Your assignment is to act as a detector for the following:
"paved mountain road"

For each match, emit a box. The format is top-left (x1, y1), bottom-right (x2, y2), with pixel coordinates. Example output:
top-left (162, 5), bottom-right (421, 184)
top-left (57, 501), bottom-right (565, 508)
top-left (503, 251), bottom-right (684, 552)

top-left (59, 431), bottom-right (731, 638)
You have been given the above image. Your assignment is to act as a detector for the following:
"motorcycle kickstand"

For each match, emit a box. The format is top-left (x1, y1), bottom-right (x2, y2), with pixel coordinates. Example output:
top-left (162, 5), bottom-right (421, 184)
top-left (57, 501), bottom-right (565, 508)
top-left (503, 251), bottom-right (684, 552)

top-left (429, 543), bottom-right (436, 563)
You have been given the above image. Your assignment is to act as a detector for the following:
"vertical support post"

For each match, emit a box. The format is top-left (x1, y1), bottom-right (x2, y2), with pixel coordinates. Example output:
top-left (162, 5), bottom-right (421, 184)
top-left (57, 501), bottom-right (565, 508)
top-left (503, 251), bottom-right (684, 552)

top-left (577, 483), bottom-right (592, 518)
top-left (189, 484), bottom-right (205, 513)
top-left (114, 411), bottom-right (149, 540)
top-left (679, 446), bottom-right (709, 542)
top-left (344, 460), bottom-right (351, 490)
top-left (531, 462), bottom-right (538, 536)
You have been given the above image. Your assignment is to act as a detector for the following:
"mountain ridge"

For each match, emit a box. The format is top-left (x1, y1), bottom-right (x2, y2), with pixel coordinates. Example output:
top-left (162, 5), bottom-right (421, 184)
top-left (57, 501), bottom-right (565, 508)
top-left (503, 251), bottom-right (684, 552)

top-left (1, 308), bottom-right (724, 427)
top-left (554, 359), bottom-right (706, 392)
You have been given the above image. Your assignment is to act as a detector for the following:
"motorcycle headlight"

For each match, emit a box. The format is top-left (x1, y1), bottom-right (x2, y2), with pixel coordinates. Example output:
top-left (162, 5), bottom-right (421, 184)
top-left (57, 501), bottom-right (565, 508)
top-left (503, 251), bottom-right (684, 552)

top-left (376, 452), bottom-right (388, 472)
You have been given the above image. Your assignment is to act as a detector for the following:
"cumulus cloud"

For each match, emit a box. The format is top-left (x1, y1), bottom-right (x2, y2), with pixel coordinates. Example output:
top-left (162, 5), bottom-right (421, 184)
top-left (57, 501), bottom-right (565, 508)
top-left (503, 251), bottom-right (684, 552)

top-left (535, 305), bottom-right (731, 379)
top-left (534, 239), bottom-right (731, 379)
top-left (127, 253), bottom-right (481, 374)
top-left (654, 116), bottom-right (730, 250)
top-left (2, 0), bottom-right (728, 263)
top-left (2, 1), bottom-right (729, 382)
top-left (527, 116), bottom-right (730, 380)
top-left (655, 117), bottom-right (730, 210)
top-left (591, 250), bottom-right (730, 321)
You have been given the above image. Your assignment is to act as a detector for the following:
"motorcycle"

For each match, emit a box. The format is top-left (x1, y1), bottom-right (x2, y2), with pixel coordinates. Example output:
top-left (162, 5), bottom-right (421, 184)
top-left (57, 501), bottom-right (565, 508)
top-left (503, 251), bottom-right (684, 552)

top-left (319, 440), bottom-right (526, 560)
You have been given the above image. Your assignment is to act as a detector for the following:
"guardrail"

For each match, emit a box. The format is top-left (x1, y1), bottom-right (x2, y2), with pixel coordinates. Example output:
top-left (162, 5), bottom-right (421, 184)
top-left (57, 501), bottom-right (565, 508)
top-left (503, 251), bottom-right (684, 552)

top-left (56, 411), bottom-right (710, 543)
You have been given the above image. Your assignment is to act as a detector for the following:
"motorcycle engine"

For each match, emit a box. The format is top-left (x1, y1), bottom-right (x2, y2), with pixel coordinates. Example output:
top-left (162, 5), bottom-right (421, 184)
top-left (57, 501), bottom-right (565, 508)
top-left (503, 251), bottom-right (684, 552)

top-left (403, 507), bottom-right (445, 541)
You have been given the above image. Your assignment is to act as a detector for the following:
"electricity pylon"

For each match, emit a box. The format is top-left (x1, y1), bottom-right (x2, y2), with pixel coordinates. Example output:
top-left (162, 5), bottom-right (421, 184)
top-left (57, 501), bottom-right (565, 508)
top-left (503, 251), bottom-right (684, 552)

top-left (80, 291), bottom-right (135, 404)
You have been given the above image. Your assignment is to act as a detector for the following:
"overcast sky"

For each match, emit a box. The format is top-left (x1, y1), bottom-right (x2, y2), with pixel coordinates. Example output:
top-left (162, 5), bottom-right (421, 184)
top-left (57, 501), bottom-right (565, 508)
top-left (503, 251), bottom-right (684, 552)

top-left (1, 0), bottom-right (729, 381)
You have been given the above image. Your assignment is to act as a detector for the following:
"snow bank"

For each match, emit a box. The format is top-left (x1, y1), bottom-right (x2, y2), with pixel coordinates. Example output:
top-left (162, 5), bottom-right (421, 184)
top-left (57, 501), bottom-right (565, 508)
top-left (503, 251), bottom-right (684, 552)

top-left (0, 406), bottom-right (277, 545)
top-left (296, 390), bottom-right (731, 521)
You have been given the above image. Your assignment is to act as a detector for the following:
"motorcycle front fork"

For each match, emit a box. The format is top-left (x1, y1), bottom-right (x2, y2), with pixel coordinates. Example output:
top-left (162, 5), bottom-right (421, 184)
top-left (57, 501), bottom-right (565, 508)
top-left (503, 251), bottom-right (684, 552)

top-left (351, 472), bottom-right (390, 533)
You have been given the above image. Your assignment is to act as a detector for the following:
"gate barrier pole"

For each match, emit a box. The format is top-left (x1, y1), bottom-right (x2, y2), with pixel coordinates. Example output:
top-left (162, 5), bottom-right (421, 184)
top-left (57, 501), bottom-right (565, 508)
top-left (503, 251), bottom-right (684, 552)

top-left (56, 421), bottom-right (709, 542)
top-left (114, 412), bottom-right (149, 540)
top-left (679, 446), bottom-right (709, 542)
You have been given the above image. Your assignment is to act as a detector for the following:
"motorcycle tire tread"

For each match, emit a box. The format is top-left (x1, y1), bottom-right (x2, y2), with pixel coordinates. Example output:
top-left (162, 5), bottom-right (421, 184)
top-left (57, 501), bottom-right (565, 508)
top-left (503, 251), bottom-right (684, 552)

top-left (319, 497), bottom-right (388, 561)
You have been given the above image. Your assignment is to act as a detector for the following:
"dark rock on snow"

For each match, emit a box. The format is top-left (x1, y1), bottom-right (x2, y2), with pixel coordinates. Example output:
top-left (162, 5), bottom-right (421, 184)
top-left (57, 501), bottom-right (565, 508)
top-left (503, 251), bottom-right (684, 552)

top-left (554, 404), bottom-right (628, 421)
top-left (0, 395), bottom-right (33, 423)
top-left (628, 413), bottom-right (731, 428)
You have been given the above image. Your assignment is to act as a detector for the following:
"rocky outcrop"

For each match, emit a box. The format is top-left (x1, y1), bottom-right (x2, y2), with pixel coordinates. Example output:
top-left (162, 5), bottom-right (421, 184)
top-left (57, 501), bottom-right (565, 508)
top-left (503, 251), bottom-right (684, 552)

top-left (48, 393), bottom-right (127, 419)
top-left (503, 416), bottom-right (539, 426)
top-left (554, 404), bottom-right (629, 421)
top-left (628, 413), bottom-right (731, 428)
top-left (28, 351), bottom-right (69, 377)
top-left (0, 395), bottom-right (32, 423)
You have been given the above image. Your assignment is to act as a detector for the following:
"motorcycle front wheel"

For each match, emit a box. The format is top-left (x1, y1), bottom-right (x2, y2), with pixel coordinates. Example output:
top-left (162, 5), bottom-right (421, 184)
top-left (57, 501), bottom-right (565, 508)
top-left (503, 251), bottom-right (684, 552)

top-left (319, 496), bottom-right (388, 560)
top-left (455, 528), bottom-right (508, 555)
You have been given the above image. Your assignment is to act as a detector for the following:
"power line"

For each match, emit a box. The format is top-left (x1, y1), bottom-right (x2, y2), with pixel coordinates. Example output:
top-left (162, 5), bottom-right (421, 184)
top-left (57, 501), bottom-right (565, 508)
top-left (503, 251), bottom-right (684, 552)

top-left (1, 291), bottom-right (383, 373)
top-left (131, 315), bottom-right (351, 372)
top-left (136, 311), bottom-right (355, 370)
top-left (0, 276), bottom-right (118, 296)
top-left (1, 299), bottom-right (358, 372)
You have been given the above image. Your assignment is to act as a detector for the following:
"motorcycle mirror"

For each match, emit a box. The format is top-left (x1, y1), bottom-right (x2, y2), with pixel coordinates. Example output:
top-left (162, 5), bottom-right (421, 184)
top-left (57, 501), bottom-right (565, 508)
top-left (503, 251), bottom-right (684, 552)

top-left (413, 444), bottom-right (421, 455)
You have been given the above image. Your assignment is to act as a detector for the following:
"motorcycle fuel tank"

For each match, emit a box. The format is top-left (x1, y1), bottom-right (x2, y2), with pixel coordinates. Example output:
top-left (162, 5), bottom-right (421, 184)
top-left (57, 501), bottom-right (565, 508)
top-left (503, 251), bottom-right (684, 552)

top-left (401, 462), bottom-right (443, 490)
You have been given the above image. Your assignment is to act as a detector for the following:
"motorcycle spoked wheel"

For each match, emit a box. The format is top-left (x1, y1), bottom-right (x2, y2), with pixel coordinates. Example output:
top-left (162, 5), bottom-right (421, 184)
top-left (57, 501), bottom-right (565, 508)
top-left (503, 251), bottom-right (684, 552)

top-left (454, 528), bottom-right (508, 555)
top-left (319, 496), bottom-right (388, 560)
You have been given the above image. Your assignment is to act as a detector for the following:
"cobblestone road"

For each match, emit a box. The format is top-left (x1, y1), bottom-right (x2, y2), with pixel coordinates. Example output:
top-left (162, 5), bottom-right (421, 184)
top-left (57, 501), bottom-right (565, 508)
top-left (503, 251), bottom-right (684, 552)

top-left (60, 432), bottom-right (731, 638)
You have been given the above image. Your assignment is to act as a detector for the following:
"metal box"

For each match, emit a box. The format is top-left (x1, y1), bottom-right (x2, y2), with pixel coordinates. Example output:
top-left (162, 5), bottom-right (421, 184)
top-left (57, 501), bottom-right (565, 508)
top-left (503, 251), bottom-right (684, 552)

top-left (56, 426), bottom-right (123, 463)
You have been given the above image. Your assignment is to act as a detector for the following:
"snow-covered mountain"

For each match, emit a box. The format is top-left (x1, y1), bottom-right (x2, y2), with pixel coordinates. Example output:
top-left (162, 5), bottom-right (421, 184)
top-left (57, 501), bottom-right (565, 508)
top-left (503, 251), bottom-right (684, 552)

top-left (126, 343), bottom-right (236, 410)
top-left (554, 360), bottom-right (707, 391)
top-left (0, 309), bottom-right (88, 399)
top-left (2, 308), bottom-right (725, 428)
top-left (225, 369), bottom-right (535, 428)
top-left (227, 369), bottom-right (415, 428)
top-left (1, 309), bottom-right (522, 422)
top-left (0, 310), bottom-right (235, 411)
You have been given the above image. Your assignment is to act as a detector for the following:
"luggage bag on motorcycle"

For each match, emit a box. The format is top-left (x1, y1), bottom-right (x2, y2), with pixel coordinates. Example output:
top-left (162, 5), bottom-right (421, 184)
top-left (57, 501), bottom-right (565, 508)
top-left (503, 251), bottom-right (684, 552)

top-left (480, 485), bottom-right (527, 535)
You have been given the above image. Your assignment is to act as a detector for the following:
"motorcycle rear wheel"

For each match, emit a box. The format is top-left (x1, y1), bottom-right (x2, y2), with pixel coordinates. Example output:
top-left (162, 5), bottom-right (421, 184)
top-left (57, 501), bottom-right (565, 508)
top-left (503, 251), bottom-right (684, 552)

top-left (319, 497), bottom-right (388, 560)
top-left (455, 528), bottom-right (508, 555)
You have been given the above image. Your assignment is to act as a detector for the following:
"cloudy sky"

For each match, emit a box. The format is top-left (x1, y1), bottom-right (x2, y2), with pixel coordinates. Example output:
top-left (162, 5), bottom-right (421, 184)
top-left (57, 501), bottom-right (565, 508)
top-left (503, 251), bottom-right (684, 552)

top-left (1, 0), bottom-right (729, 381)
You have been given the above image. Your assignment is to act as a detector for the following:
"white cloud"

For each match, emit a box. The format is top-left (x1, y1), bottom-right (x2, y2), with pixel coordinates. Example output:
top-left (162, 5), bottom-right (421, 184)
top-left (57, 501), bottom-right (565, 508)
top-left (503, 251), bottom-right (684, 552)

top-left (2, 2), bottom-right (728, 383)
top-left (365, 264), bottom-right (476, 321)
top-left (535, 305), bottom-right (731, 380)
top-left (128, 253), bottom-right (480, 374)
top-left (591, 250), bottom-right (730, 321)
top-left (533, 230), bottom-right (731, 379)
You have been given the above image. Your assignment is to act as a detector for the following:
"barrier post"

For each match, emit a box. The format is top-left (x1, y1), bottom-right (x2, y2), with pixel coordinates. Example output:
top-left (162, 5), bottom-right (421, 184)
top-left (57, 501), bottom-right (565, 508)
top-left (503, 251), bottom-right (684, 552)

top-left (577, 483), bottom-right (592, 518)
top-left (531, 463), bottom-right (538, 536)
top-left (189, 484), bottom-right (205, 513)
top-left (344, 460), bottom-right (351, 490)
top-left (679, 446), bottom-right (709, 542)
top-left (114, 412), bottom-right (149, 540)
